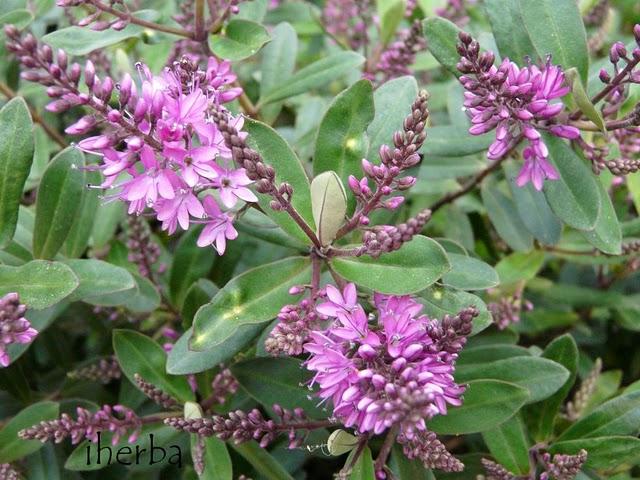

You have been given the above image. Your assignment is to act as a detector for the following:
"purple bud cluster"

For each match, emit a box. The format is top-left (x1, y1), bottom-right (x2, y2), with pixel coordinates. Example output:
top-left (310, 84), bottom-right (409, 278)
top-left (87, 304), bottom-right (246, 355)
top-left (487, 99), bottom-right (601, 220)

top-left (134, 373), bottom-right (179, 408)
top-left (457, 32), bottom-right (580, 190)
top-left (372, 21), bottom-right (426, 84)
top-left (19, 405), bottom-right (142, 445)
top-left (208, 368), bottom-right (239, 405)
top-left (126, 216), bottom-right (163, 278)
top-left (67, 356), bottom-right (121, 383)
top-left (436, 0), bottom-right (476, 27)
top-left (397, 429), bottom-right (464, 472)
top-left (165, 404), bottom-right (314, 449)
top-left (362, 208), bottom-right (431, 258)
top-left (57, 0), bottom-right (131, 32)
top-left (540, 450), bottom-right (588, 480)
top-left (0, 293), bottom-right (37, 368)
top-left (323, 0), bottom-right (371, 49)
top-left (487, 288), bottom-right (533, 330)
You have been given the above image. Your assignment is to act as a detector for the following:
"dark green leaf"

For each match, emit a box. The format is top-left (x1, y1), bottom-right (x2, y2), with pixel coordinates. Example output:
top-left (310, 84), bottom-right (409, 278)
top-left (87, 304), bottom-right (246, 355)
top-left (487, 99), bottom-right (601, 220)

top-left (191, 257), bottom-right (311, 350)
top-left (518, 0), bottom-right (589, 84)
top-left (527, 334), bottom-right (579, 442)
top-left (580, 175), bottom-right (622, 255)
top-left (181, 279), bottom-right (218, 327)
top-left (314, 79), bottom-right (374, 213)
top-left (557, 391), bottom-right (640, 441)
top-left (482, 415), bottom-right (530, 474)
top-left (495, 251), bottom-right (545, 285)
top-left (0, 401), bottom-right (58, 463)
top-left (391, 444), bottom-right (433, 479)
top-left (210, 19), bottom-right (271, 60)
top-left (0, 98), bottom-right (34, 249)
top-left (0, 260), bottom-right (78, 309)
top-left (542, 135), bottom-right (601, 231)
top-left (260, 52), bottom-right (365, 105)
top-left (504, 163), bottom-right (562, 245)
top-left (458, 344), bottom-right (531, 366)
top-left (245, 119), bottom-right (315, 244)
top-left (331, 236), bottom-right (450, 295)
top-left (231, 442), bottom-right (295, 480)
top-left (231, 357), bottom-right (326, 418)
top-left (484, 0), bottom-right (536, 61)
top-left (423, 17), bottom-right (464, 77)
top-left (193, 435), bottom-right (232, 479)
top-left (550, 436), bottom-right (640, 470)
top-left (113, 329), bottom-right (195, 402)
top-left (377, 0), bottom-right (405, 46)
top-left (64, 259), bottom-right (136, 303)
top-left (91, 201), bottom-right (124, 249)
top-left (455, 356), bottom-right (570, 403)
top-left (169, 225), bottom-right (216, 308)
top-left (422, 126), bottom-right (493, 157)
top-left (25, 444), bottom-right (60, 480)
top-left (348, 446), bottom-right (375, 480)
top-left (33, 147), bottom-right (86, 259)
top-left (481, 181), bottom-right (534, 252)
top-left (429, 380), bottom-right (529, 434)
top-left (420, 286), bottom-right (492, 335)
top-left (62, 171), bottom-right (100, 258)
top-left (441, 253), bottom-right (499, 290)
top-left (367, 76), bottom-right (418, 160)
top-left (566, 68), bottom-right (605, 132)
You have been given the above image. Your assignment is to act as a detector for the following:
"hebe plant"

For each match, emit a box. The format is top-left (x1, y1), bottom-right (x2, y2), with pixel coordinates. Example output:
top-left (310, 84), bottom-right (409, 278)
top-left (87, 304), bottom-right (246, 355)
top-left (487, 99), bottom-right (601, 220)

top-left (0, 0), bottom-right (639, 478)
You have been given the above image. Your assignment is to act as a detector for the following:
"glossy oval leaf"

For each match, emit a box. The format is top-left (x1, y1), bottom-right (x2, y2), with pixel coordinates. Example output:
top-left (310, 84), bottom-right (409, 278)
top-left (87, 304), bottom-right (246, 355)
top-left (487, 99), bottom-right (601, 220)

top-left (310, 171), bottom-right (347, 245)
top-left (420, 286), bottom-right (492, 335)
top-left (580, 175), bottom-right (622, 255)
top-left (260, 51), bottom-right (365, 105)
top-left (314, 79), bottom-right (374, 213)
top-left (518, 0), bottom-right (589, 84)
top-left (0, 97), bottom-right (34, 249)
top-left (0, 401), bottom-right (59, 463)
top-left (484, 0), bottom-right (536, 62)
top-left (495, 250), bottom-right (545, 285)
top-left (191, 257), bottom-right (311, 350)
top-left (62, 170), bottom-right (100, 258)
top-left (455, 356), bottom-right (570, 403)
top-left (245, 119), bottom-right (315, 244)
top-left (331, 236), bottom-right (450, 295)
top-left (549, 436), bottom-right (640, 470)
top-left (0, 260), bottom-right (78, 309)
top-left (64, 259), bottom-right (136, 303)
top-left (231, 442), bottom-right (294, 480)
top-left (441, 253), bottom-right (499, 290)
top-left (422, 17), bottom-right (464, 77)
top-left (542, 135), bottom-right (600, 231)
top-left (429, 380), bottom-right (529, 434)
top-left (422, 126), bottom-right (493, 157)
top-left (193, 435), bottom-right (233, 480)
top-left (33, 147), bottom-right (86, 259)
top-left (210, 19), bottom-right (271, 60)
top-left (482, 415), bottom-right (530, 475)
top-left (113, 329), bottom-right (195, 402)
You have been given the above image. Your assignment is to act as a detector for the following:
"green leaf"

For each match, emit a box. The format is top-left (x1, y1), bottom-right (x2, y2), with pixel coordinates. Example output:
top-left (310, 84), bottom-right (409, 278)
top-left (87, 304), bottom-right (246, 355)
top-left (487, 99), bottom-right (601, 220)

top-left (557, 391), bottom-right (640, 441)
top-left (62, 171), bottom-right (100, 258)
top-left (495, 251), bottom-right (545, 285)
top-left (65, 424), bottom-right (182, 471)
top-left (245, 119), bottom-right (315, 243)
top-left (423, 17), bottom-right (464, 77)
top-left (504, 163), bottom-right (562, 245)
top-left (181, 278), bottom-right (218, 327)
top-left (441, 253), bottom-right (499, 290)
top-left (484, 0), bottom-right (536, 61)
top-left (481, 181), bottom-right (534, 252)
top-left (169, 226), bottom-right (216, 308)
top-left (113, 329), bottom-right (195, 402)
top-left (231, 357), bottom-right (326, 418)
top-left (518, 0), bottom-right (589, 84)
top-left (33, 147), bottom-right (86, 259)
top-left (0, 98), bottom-right (34, 249)
top-left (91, 201), bottom-right (124, 249)
top-left (0, 260), bottom-right (78, 309)
top-left (366, 76), bottom-right (418, 160)
top-left (42, 10), bottom-right (161, 55)
top-left (259, 22), bottom-right (298, 123)
top-left (429, 380), bottom-right (529, 434)
top-left (191, 257), bottom-right (311, 350)
top-left (64, 259), bottom-right (136, 303)
top-left (420, 286), bottom-right (492, 335)
top-left (314, 79), bottom-right (374, 213)
top-left (331, 236), bottom-right (450, 295)
top-left (565, 68), bottom-right (605, 132)
top-left (348, 447), bottom-right (375, 480)
top-left (0, 401), bottom-right (59, 463)
top-left (167, 324), bottom-right (264, 375)
top-left (422, 126), bottom-right (493, 157)
top-left (458, 344), bottom-right (531, 366)
top-left (455, 356), bottom-right (570, 403)
top-left (210, 19), bottom-right (271, 60)
top-left (260, 52), bottom-right (365, 105)
top-left (580, 175), bottom-right (622, 255)
top-left (526, 335), bottom-right (579, 442)
top-left (391, 444), bottom-right (434, 479)
top-left (231, 442), bottom-right (295, 480)
top-left (482, 415), bottom-right (530, 475)
top-left (25, 444), bottom-right (61, 480)
top-left (377, 0), bottom-right (406, 46)
top-left (194, 435), bottom-right (232, 480)
top-left (550, 436), bottom-right (640, 470)
top-left (542, 135), bottom-right (601, 231)
top-left (0, 9), bottom-right (34, 29)
top-left (310, 171), bottom-right (348, 246)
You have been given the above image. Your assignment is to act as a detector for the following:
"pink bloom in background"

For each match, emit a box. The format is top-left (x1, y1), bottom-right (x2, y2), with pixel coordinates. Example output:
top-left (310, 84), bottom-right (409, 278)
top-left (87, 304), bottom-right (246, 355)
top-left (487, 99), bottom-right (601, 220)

top-left (0, 293), bottom-right (37, 367)
top-left (458, 33), bottom-right (580, 190)
top-left (305, 283), bottom-right (472, 439)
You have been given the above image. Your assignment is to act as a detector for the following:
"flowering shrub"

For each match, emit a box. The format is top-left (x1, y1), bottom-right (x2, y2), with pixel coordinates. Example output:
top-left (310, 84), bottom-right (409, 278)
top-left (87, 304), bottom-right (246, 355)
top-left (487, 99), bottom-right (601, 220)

top-left (1, 0), bottom-right (640, 478)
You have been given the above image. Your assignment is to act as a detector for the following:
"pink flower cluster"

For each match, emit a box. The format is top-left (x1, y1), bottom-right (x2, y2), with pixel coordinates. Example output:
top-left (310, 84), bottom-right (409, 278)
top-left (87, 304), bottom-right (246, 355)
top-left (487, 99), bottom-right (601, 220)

top-left (304, 284), bottom-right (466, 438)
top-left (457, 33), bottom-right (580, 190)
top-left (0, 293), bottom-right (37, 367)
top-left (70, 58), bottom-right (253, 254)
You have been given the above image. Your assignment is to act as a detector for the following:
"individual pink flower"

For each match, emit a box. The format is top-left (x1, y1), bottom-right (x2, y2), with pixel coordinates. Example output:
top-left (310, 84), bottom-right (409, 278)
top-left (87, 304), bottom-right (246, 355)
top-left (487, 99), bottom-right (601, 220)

top-left (214, 166), bottom-right (259, 208)
top-left (163, 143), bottom-right (220, 187)
top-left (156, 187), bottom-right (205, 234)
top-left (516, 145), bottom-right (560, 190)
top-left (197, 196), bottom-right (238, 254)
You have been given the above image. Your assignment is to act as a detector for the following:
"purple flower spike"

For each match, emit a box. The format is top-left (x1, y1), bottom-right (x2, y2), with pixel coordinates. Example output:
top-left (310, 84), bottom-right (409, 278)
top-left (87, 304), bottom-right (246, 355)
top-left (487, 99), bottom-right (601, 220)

top-left (0, 293), bottom-right (37, 367)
